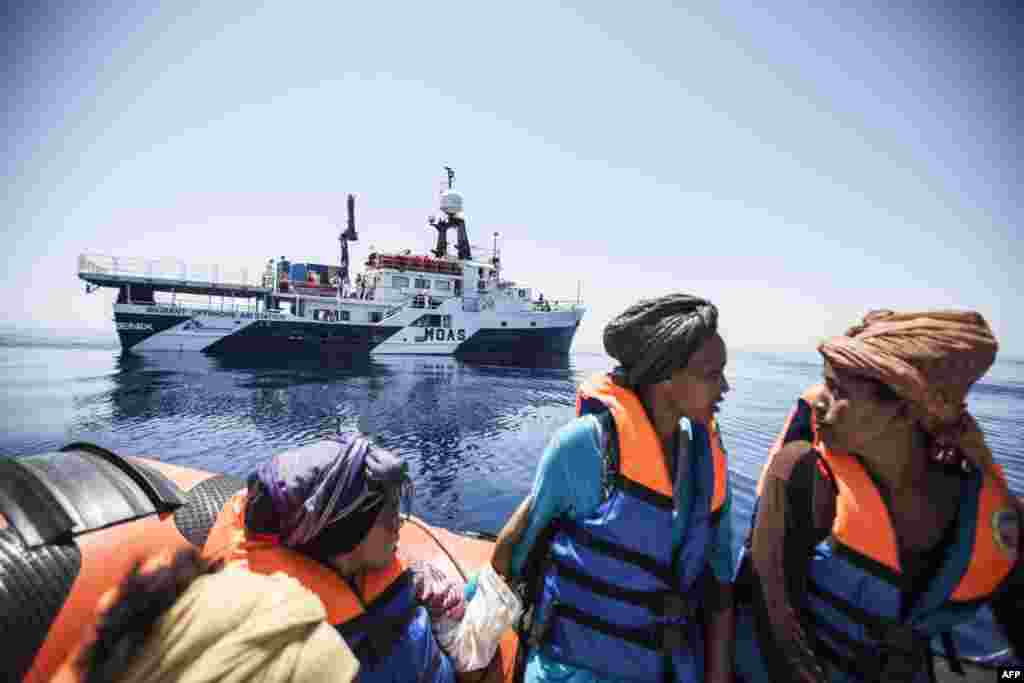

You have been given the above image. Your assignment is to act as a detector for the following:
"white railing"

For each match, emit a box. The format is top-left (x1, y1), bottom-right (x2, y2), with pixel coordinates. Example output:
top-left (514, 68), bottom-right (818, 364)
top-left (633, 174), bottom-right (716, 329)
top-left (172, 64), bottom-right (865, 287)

top-left (531, 300), bottom-right (584, 312)
top-left (78, 253), bottom-right (264, 289)
top-left (382, 297), bottom-right (412, 320)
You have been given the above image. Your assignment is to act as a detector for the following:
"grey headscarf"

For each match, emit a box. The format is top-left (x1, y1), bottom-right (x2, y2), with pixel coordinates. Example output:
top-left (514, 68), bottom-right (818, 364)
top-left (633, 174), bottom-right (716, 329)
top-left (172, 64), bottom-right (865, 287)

top-left (603, 293), bottom-right (719, 388)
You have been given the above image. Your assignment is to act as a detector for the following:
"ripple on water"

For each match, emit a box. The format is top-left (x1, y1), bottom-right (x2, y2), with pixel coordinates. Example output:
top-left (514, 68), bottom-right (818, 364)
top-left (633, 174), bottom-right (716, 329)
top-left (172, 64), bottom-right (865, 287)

top-left (1, 346), bottom-right (1021, 663)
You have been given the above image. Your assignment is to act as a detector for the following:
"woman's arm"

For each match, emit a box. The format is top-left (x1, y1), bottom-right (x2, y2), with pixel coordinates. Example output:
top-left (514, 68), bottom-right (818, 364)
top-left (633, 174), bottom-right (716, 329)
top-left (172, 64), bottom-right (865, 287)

top-left (495, 415), bottom-right (606, 579)
top-left (749, 441), bottom-right (833, 683)
top-left (491, 494), bottom-right (532, 579)
top-left (703, 577), bottom-right (734, 683)
top-left (430, 415), bottom-right (605, 673)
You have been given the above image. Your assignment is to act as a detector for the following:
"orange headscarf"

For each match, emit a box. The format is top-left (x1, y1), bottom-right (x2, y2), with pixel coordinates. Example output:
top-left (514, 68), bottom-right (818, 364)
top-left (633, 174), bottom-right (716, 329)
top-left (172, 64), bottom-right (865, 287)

top-left (817, 309), bottom-right (999, 475)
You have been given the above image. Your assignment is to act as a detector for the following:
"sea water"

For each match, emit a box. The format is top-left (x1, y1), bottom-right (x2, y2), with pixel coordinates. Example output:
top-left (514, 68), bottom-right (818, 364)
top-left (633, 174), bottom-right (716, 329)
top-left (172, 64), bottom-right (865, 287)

top-left (1, 331), bottom-right (1021, 666)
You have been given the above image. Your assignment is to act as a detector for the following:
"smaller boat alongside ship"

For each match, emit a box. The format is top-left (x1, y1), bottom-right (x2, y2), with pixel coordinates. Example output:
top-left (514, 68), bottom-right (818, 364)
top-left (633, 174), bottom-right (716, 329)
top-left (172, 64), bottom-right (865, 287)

top-left (79, 168), bottom-right (585, 360)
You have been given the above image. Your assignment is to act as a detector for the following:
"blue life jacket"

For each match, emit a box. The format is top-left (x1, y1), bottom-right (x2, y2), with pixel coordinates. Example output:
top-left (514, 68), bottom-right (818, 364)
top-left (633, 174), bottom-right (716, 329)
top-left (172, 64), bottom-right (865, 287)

top-left (529, 373), bottom-right (728, 682)
top-left (736, 387), bottom-right (1018, 683)
top-left (338, 566), bottom-right (456, 683)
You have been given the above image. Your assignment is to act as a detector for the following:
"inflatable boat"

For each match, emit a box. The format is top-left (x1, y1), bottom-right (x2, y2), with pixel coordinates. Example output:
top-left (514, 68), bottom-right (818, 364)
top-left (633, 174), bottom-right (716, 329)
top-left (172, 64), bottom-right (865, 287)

top-left (0, 444), bottom-right (517, 683)
top-left (0, 445), bottom-right (1009, 683)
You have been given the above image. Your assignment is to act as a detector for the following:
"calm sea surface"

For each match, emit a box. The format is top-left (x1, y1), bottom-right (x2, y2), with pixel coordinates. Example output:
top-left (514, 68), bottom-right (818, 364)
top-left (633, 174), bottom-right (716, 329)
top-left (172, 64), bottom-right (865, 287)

top-left (2, 331), bottom-right (1021, 665)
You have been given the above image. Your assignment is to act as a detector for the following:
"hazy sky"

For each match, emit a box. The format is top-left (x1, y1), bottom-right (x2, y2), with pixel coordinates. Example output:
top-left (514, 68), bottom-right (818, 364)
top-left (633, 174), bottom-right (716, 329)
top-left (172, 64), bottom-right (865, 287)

top-left (5, 1), bottom-right (1021, 355)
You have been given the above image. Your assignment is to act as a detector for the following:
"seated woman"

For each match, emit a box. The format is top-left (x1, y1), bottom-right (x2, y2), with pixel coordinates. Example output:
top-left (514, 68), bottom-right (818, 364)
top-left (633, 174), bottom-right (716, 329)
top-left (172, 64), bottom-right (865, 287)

top-left (64, 547), bottom-right (359, 683)
top-left (203, 433), bottom-right (525, 683)
top-left (491, 293), bottom-right (735, 683)
top-left (735, 309), bottom-right (1023, 682)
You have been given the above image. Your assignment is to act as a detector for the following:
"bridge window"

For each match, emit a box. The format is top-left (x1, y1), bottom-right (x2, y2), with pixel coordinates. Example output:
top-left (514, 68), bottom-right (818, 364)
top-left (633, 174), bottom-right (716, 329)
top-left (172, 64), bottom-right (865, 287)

top-left (414, 278), bottom-right (431, 289)
top-left (370, 312), bottom-right (383, 323)
top-left (435, 280), bottom-right (451, 291)
top-left (392, 276), bottom-right (410, 289)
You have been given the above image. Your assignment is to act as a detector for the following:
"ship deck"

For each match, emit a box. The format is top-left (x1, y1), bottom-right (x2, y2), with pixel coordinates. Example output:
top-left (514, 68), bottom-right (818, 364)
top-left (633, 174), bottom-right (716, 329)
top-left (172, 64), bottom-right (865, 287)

top-left (79, 253), bottom-right (270, 298)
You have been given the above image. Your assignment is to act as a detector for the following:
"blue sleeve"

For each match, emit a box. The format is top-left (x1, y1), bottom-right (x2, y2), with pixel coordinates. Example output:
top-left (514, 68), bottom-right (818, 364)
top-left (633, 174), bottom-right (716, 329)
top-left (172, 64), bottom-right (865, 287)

top-left (708, 478), bottom-right (735, 583)
top-left (508, 415), bottom-right (605, 578)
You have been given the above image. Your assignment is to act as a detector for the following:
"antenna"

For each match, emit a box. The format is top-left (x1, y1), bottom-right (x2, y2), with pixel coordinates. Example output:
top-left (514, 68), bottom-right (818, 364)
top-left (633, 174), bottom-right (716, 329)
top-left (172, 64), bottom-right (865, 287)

top-left (444, 166), bottom-right (455, 189)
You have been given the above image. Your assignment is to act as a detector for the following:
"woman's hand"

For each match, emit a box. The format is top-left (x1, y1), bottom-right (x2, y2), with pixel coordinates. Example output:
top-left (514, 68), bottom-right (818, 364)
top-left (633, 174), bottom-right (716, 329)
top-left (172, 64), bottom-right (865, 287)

top-left (491, 495), bottom-right (533, 579)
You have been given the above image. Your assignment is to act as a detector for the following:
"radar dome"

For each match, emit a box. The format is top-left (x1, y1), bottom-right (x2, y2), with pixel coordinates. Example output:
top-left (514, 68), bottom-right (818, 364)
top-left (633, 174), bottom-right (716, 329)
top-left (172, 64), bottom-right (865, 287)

top-left (439, 190), bottom-right (464, 215)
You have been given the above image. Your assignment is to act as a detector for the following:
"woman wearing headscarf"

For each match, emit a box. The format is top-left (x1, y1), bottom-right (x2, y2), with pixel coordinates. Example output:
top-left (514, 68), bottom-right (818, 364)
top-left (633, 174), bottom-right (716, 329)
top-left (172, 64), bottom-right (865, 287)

top-left (62, 547), bottom-right (359, 683)
top-left (202, 433), bottom-right (524, 683)
top-left (491, 293), bottom-right (735, 683)
top-left (734, 310), bottom-right (1023, 682)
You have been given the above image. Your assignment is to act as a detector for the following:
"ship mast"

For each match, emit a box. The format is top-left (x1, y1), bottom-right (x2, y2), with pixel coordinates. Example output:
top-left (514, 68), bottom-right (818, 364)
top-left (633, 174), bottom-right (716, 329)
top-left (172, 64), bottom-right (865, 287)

top-left (429, 166), bottom-right (471, 261)
top-left (338, 194), bottom-right (358, 298)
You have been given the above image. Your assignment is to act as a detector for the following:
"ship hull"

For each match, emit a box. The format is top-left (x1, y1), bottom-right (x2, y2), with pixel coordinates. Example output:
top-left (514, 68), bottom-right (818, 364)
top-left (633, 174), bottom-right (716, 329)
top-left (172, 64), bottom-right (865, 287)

top-left (113, 304), bottom-right (582, 358)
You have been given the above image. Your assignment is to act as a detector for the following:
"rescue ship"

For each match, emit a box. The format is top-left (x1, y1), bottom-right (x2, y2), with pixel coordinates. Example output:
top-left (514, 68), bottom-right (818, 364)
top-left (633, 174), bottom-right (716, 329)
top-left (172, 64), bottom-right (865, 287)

top-left (78, 168), bottom-right (585, 359)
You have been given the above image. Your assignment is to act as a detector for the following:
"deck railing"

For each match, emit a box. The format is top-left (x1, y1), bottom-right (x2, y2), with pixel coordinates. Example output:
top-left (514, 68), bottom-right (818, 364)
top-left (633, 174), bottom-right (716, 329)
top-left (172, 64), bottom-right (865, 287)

top-left (78, 253), bottom-right (264, 289)
top-left (531, 300), bottom-right (585, 312)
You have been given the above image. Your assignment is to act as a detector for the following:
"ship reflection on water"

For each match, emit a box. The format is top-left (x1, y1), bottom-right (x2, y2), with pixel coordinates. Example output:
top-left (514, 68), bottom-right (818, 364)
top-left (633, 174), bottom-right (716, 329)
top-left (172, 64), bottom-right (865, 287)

top-left (102, 350), bottom-right (588, 533)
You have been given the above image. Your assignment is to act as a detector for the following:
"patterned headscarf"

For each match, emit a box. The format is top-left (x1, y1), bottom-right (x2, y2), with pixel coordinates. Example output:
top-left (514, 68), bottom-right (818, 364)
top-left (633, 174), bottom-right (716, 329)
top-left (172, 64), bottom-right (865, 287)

top-left (818, 309), bottom-right (999, 474)
top-left (251, 433), bottom-right (409, 552)
top-left (603, 293), bottom-right (719, 388)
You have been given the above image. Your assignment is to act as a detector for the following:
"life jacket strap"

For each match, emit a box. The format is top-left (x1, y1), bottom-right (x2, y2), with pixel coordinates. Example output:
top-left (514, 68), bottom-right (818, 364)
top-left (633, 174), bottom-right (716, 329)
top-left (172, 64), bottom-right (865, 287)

top-left (805, 601), bottom-right (933, 683)
top-left (540, 600), bottom-right (696, 654)
top-left (615, 474), bottom-right (674, 510)
top-left (940, 631), bottom-right (966, 676)
top-left (560, 523), bottom-right (675, 586)
top-left (550, 556), bottom-right (697, 621)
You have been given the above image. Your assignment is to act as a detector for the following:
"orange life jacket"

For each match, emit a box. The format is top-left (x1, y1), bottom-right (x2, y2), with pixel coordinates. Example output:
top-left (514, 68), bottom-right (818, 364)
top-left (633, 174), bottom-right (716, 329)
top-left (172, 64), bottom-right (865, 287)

top-left (203, 491), bottom-right (407, 623)
top-left (747, 385), bottom-right (1019, 681)
top-left (575, 372), bottom-right (728, 514)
